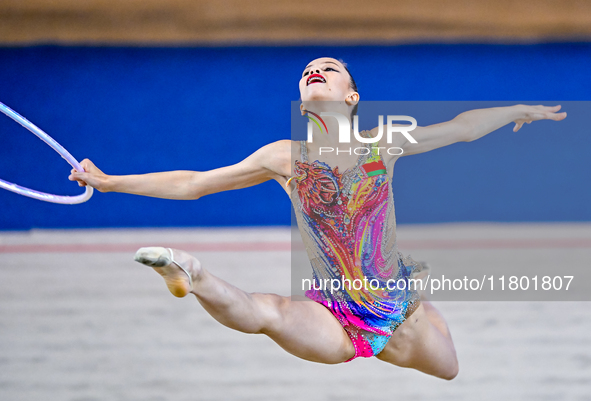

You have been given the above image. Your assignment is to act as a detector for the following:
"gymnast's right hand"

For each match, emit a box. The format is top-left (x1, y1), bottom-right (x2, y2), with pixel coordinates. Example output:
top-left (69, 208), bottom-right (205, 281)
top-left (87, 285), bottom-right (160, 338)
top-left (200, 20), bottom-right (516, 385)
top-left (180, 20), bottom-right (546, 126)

top-left (69, 159), bottom-right (110, 192)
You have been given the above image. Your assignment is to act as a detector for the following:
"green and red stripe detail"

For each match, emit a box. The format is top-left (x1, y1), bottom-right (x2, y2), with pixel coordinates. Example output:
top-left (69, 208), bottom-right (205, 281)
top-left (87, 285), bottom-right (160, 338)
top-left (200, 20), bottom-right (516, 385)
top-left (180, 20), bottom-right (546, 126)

top-left (361, 160), bottom-right (387, 177)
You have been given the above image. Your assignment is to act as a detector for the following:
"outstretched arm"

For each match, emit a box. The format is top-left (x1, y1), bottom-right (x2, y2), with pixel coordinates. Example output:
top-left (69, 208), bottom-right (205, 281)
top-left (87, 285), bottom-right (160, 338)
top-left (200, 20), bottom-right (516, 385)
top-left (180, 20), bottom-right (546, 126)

top-left (68, 140), bottom-right (291, 200)
top-left (394, 104), bottom-right (567, 156)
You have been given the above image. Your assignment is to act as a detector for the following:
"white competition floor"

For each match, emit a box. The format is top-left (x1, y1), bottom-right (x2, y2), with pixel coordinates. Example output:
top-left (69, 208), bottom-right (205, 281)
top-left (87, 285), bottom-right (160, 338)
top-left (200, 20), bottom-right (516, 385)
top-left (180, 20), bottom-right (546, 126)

top-left (1, 223), bottom-right (590, 401)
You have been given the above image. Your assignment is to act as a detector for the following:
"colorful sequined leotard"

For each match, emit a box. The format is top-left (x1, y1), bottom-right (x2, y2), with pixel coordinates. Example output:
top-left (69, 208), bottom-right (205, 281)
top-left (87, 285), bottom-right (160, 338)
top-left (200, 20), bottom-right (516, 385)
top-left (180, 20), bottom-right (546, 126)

top-left (290, 136), bottom-right (421, 361)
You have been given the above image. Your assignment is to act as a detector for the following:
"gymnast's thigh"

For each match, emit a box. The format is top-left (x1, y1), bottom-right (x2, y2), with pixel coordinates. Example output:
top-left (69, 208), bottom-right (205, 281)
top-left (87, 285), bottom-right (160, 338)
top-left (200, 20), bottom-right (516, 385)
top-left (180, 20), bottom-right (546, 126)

top-left (258, 294), bottom-right (356, 364)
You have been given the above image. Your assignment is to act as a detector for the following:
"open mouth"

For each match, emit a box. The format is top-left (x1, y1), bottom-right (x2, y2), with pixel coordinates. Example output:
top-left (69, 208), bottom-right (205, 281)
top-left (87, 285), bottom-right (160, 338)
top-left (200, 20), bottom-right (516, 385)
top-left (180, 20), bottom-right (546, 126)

top-left (307, 74), bottom-right (326, 85)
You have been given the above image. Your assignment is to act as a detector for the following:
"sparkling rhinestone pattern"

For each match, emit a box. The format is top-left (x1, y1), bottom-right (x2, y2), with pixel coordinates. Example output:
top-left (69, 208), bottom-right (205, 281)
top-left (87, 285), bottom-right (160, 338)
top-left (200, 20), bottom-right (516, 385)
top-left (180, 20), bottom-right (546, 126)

top-left (291, 135), bottom-right (421, 360)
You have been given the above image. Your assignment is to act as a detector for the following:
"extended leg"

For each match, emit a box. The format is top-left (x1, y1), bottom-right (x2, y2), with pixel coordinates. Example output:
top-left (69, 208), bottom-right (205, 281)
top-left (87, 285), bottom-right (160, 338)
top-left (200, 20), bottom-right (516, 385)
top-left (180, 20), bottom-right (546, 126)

top-left (376, 302), bottom-right (459, 380)
top-left (135, 247), bottom-right (355, 364)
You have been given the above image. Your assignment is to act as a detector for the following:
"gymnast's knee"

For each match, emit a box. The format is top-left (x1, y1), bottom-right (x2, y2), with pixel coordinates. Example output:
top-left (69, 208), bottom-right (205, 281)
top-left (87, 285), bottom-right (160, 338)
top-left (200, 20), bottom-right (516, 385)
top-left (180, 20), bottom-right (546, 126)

top-left (250, 293), bottom-right (290, 335)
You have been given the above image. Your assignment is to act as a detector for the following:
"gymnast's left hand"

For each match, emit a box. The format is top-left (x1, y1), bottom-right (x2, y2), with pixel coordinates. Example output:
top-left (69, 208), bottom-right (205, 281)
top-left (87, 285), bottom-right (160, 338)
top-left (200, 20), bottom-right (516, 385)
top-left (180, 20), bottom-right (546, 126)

top-left (513, 104), bottom-right (567, 132)
top-left (68, 159), bottom-right (110, 192)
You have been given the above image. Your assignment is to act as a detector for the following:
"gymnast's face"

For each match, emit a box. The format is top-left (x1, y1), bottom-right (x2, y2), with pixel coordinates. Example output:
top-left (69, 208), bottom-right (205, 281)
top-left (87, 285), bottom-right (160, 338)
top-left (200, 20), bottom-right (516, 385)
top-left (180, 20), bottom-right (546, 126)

top-left (299, 58), bottom-right (358, 103)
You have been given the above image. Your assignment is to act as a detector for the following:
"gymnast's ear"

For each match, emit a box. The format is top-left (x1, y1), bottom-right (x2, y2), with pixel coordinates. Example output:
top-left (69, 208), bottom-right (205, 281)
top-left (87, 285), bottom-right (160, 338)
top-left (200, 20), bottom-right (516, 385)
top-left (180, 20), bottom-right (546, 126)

top-left (300, 103), bottom-right (306, 116)
top-left (346, 92), bottom-right (359, 106)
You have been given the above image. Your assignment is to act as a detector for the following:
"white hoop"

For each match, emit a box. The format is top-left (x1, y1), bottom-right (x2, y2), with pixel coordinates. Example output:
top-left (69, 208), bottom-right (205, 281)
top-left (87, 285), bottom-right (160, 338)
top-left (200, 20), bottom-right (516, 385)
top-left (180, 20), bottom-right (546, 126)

top-left (0, 102), bottom-right (93, 204)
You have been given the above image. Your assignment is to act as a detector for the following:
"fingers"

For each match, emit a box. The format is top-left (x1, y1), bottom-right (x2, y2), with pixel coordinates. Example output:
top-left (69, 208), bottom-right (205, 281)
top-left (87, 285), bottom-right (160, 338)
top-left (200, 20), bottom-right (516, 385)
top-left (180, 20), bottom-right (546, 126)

top-left (80, 158), bottom-right (95, 173)
top-left (68, 171), bottom-right (88, 187)
top-left (513, 122), bottom-right (522, 132)
top-left (528, 105), bottom-right (567, 122)
top-left (67, 157), bottom-right (100, 189)
top-left (543, 105), bottom-right (566, 120)
top-left (542, 105), bottom-right (566, 118)
top-left (71, 159), bottom-right (92, 172)
top-left (515, 104), bottom-right (567, 133)
top-left (67, 158), bottom-right (105, 190)
top-left (542, 109), bottom-right (566, 121)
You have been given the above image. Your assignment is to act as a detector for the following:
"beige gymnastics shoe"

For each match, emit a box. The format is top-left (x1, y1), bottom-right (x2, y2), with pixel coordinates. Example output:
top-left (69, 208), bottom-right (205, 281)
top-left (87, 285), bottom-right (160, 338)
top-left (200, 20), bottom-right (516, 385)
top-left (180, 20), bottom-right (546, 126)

top-left (134, 247), bottom-right (200, 298)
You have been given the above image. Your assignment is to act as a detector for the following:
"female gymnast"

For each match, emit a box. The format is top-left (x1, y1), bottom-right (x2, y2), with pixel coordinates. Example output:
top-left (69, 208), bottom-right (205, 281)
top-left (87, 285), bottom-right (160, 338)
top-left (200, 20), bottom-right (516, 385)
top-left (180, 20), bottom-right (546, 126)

top-left (69, 57), bottom-right (566, 380)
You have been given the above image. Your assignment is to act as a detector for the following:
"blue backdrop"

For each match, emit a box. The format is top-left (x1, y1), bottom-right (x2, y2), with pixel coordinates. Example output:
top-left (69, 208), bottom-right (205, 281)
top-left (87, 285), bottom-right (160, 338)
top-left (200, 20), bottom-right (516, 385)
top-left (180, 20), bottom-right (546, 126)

top-left (0, 44), bottom-right (589, 229)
